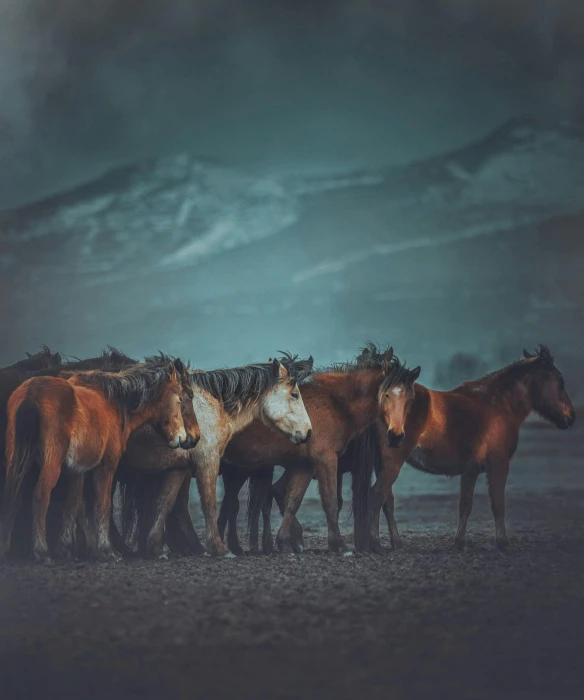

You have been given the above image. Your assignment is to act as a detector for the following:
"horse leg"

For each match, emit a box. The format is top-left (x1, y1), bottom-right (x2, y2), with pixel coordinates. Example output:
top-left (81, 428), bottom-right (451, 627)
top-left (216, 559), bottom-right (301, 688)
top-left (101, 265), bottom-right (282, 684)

top-left (247, 468), bottom-right (273, 554)
top-left (276, 469), bottom-right (313, 554)
top-left (273, 470), bottom-right (304, 549)
top-left (55, 474), bottom-right (84, 559)
top-left (91, 456), bottom-right (120, 562)
top-left (219, 467), bottom-right (247, 555)
top-left (368, 455), bottom-right (404, 553)
top-left (168, 471), bottom-right (205, 555)
top-left (31, 455), bottom-right (64, 562)
top-left (487, 461), bottom-right (510, 550)
top-left (315, 453), bottom-right (349, 554)
top-left (146, 470), bottom-right (186, 558)
top-left (382, 487), bottom-right (402, 550)
top-left (261, 477), bottom-right (274, 555)
top-left (196, 454), bottom-right (229, 556)
top-left (454, 473), bottom-right (479, 550)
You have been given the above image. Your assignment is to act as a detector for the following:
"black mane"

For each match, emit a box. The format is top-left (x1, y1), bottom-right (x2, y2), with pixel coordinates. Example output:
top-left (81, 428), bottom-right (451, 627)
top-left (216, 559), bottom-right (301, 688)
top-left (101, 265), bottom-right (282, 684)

top-left (459, 345), bottom-right (556, 394)
top-left (314, 342), bottom-right (394, 374)
top-left (9, 345), bottom-right (61, 373)
top-left (379, 356), bottom-right (419, 393)
top-left (190, 352), bottom-right (312, 415)
top-left (26, 346), bottom-right (137, 378)
top-left (62, 357), bottom-right (173, 419)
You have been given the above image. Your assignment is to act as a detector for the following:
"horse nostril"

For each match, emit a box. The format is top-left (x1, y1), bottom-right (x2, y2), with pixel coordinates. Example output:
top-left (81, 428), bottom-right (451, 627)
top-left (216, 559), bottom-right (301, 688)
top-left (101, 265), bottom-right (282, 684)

top-left (387, 431), bottom-right (405, 448)
top-left (305, 429), bottom-right (313, 442)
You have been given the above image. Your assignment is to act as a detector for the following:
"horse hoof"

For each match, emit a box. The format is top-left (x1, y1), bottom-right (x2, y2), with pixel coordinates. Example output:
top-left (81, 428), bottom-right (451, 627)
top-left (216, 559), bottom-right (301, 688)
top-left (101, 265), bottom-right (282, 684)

top-left (342, 550), bottom-right (353, 558)
top-left (391, 538), bottom-right (403, 550)
top-left (454, 538), bottom-right (466, 551)
top-left (223, 552), bottom-right (237, 559)
top-left (158, 553), bottom-right (169, 561)
top-left (277, 541), bottom-right (293, 555)
top-left (496, 538), bottom-right (510, 551)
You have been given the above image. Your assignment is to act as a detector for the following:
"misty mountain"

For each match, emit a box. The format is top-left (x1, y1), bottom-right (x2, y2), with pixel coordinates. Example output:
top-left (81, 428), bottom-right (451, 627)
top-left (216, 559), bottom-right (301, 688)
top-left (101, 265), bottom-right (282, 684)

top-left (2, 116), bottom-right (583, 396)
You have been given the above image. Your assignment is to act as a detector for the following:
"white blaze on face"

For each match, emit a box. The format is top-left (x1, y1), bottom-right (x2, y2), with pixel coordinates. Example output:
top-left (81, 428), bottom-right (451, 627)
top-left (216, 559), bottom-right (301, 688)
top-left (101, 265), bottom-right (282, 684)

top-left (392, 387), bottom-right (403, 396)
top-left (261, 381), bottom-right (312, 444)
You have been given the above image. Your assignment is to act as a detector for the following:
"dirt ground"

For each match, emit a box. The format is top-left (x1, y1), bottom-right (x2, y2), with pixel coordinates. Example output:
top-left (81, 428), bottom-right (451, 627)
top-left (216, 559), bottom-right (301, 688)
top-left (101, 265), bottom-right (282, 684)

top-left (1, 480), bottom-right (584, 700)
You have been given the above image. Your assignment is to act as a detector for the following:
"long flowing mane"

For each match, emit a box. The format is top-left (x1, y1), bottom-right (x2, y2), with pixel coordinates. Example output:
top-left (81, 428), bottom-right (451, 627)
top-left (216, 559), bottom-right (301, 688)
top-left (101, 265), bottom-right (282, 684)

top-left (62, 357), bottom-right (173, 419)
top-left (189, 352), bottom-right (312, 415)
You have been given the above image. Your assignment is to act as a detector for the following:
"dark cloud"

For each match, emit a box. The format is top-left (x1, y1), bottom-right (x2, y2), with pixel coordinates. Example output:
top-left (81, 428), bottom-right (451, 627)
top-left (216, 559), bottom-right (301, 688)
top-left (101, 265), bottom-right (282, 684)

top-left (1, 1), bottom-right (583, 209)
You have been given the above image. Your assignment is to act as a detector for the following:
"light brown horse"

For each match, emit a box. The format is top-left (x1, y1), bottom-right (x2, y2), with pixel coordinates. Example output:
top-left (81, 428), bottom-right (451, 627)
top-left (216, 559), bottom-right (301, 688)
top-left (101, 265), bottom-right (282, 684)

top-left (116, 354), bottom-right (313, 557)
top-left (365, 345), bottom-right (576, 551)
top-left (0, 357), bottom-right (196, 562)
top-left (219, 345), bottom-right (420, 554)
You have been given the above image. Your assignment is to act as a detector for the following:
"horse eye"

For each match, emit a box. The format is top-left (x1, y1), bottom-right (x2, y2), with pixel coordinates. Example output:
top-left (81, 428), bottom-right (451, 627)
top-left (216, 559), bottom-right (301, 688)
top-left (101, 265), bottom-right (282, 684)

top-left (291, 392), bottom-right (299, 399)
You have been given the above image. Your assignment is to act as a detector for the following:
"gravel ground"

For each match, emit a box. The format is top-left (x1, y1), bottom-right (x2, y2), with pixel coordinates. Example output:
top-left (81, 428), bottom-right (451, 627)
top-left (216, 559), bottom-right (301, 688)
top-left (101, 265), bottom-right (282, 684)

top-left (1, 485), bottom-right (584, 700)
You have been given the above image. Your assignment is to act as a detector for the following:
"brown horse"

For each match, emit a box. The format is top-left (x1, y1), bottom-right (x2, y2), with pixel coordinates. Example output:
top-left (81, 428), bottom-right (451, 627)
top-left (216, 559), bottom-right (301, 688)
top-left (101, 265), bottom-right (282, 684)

top-left (0, 347), bottom-right (139, 558)
top-left (219, 345), bottom-right (420, 554)
top-left (116, 353), bottom-right (313, 557)
top-left (0, 357), bottom-right (196, 562)
top-left (365, 345), bottom-right (576, 551)
top-left (222, 346), bottom-right (420, 554)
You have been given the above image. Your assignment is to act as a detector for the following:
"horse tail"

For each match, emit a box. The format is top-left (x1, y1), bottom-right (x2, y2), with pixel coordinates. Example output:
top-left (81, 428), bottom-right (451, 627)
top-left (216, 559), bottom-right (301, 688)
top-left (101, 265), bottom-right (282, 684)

top-left (0, 396), bottom-right (41, 555)
top-left (4, 396), bottom-right (41, 509)
top-left (350, 423), bottom-right (382, 551)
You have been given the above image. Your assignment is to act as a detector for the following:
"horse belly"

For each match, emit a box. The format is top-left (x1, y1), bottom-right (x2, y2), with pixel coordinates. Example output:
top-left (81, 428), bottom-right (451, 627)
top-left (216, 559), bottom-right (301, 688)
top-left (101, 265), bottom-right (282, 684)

top-left (407, 446), bottom-right (470, 477)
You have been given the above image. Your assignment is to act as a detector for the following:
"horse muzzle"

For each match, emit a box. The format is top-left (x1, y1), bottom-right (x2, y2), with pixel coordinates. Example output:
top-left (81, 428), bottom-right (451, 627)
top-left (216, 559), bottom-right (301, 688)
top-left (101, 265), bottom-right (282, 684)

top-left (558, 411), bottom-right (576, 430)
top-left (387, 430), bottom-right (405, 448)
top-left (180, 434), bottom-right (200, 450)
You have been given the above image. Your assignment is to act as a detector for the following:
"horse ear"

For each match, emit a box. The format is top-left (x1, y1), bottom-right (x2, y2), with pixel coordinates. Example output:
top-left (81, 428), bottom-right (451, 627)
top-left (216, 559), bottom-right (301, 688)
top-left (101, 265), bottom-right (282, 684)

top-left (538, 345), bottom-right (554, 366)
top-left (167, 362), bottom-right (178, 381)
top-left (273, 359), bottom-right (288, 380)
top-left (410, 366), bottom-right (421, 381)
top-left (25, 352), bottom-right (32, 359)
top-left (384, 347), bottom-right (394, 362)
top-left (523, 349), bottom-right (535, 359)
top-left (54, 353), bottom-right (62, 364)
top-left (174, 358), bottom-right (185, 375)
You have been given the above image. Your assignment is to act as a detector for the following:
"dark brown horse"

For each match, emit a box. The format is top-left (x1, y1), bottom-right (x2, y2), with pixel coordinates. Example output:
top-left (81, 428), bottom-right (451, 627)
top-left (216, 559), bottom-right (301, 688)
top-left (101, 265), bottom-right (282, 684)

top-left (0, 347), bottom-right (62, 463)
top-left (364, 345), bottom-right (576, 551)
top-left (116, 354), bottom-right (313, 558)
top-left (0, 357), bottom-right (196, 562)
top-left (219, 345), bottom-right (420, 554)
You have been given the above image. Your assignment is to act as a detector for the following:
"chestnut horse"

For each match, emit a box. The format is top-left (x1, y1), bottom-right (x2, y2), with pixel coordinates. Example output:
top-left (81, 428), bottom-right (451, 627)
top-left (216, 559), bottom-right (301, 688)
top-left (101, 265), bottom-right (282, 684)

top-left (221, 346), bottom-right (420, 554)
top-left (116, 354), bottom-right (313, 557)
top-left (0, 357), bottom-right (195, 562)
top-left (365, 345), bottom-right (576, 551)
top-left (0, 347), bottom-right (139, 558)
top-left (219, 345), bottom-right (420, 554)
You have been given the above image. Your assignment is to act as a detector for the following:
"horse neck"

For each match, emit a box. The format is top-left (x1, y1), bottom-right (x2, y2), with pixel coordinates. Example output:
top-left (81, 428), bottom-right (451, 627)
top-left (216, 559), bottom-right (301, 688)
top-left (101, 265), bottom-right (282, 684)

top-left (125, 403), bottom-right (159, 444)
top-left (316, 369), bottom-right (383, 434)
top-left (226, 400), bottom-right (261, 437)
top-left (483, 365), bottom-right (535, 424)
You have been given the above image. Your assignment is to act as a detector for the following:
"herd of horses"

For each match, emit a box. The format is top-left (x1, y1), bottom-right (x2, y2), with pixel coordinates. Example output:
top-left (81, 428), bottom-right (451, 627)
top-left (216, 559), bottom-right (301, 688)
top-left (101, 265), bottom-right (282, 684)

top-left (0, 341), bottom-right (576, 563)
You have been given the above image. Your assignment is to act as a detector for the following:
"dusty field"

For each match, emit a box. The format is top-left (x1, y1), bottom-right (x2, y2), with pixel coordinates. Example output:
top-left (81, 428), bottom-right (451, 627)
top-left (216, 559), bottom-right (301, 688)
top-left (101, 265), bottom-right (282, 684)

top-left (1, 481), bottom-right (584, 700)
